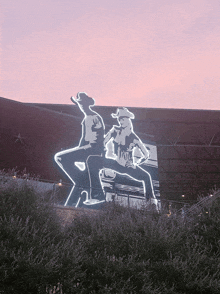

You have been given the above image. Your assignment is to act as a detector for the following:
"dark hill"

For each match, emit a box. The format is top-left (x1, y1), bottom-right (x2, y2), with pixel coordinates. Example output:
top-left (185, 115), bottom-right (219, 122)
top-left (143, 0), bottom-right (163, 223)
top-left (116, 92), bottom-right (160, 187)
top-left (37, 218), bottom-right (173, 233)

top-left (0, 97), bottom-right (83, 181)
top-left (28, 102), bottom-right (220, 144)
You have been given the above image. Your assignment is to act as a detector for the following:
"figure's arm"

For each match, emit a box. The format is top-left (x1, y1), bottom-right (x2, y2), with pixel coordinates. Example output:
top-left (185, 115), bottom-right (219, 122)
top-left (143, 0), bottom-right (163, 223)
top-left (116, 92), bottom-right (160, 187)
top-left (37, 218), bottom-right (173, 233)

top-left (92, 115), bottom-right (103, 130)
top-left (103, 127), bottom-right (115, 146)
top-left (104, 131), bottom-right (112, 146)
top-left (78, 122), bottom-right (86, 147)
top-left (134, 138), bottom-right (150, 165)
top-left (70, 96), bottom-right (80, 107)
top-left (70, 96), bottom-right (86, 147)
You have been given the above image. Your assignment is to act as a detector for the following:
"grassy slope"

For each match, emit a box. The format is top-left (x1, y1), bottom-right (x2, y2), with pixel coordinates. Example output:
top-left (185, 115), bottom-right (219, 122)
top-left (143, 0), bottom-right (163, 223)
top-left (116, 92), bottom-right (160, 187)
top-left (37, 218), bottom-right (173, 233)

top-left (1, 178), bottom-right (220, 293)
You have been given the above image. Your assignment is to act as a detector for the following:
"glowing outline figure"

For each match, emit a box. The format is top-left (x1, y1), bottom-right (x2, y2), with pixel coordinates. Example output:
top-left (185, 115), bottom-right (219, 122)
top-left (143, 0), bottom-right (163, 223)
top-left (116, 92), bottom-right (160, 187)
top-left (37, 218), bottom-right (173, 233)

top-left (87, 107), bottom-right (158, 209)
top-left (54, 92), bottom-right (105, 206)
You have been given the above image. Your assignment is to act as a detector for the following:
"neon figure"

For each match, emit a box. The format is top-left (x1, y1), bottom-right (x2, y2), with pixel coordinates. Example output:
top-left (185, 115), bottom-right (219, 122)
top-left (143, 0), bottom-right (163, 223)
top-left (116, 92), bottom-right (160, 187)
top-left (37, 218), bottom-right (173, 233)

top-left (87, 107), bottom-right (158, 207)
top-left (54, 92), bottom-right (105, 206)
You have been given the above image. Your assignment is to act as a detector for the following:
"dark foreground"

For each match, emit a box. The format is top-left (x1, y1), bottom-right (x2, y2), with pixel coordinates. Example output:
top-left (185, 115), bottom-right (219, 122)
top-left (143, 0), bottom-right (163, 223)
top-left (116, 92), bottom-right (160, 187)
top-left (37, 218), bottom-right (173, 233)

top-left (1, 178), bottom-right (220, 293)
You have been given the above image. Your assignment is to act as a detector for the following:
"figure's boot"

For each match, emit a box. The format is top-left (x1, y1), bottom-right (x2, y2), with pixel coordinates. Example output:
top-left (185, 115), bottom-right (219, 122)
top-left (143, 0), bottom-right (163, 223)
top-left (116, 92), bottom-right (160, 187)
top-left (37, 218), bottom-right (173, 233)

top-left (86, 157), bottom-right (106, 205)
top-left (64, 185), bottom-right (84, 206)
top-left (83, 186), bottom-right (106, 206)
top-left (149, 197), bottom-right (158, 212)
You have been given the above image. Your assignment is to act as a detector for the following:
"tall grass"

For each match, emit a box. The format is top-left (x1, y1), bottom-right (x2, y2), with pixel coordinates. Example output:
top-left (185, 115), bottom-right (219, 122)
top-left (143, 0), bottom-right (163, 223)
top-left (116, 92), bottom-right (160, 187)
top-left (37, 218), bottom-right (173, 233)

top-left (1, 177), bottom-right (220, 293)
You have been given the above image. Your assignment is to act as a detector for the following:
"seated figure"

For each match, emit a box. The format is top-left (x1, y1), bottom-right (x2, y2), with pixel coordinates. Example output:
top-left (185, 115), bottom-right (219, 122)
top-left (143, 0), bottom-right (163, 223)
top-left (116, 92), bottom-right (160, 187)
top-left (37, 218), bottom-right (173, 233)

top-left (87, 107), bottom-right (158, 209)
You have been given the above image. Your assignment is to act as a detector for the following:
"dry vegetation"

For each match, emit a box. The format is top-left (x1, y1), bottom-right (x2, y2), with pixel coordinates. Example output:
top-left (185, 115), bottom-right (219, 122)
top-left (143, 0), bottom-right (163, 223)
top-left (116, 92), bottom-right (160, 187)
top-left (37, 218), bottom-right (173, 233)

top-left (1, 172), bottom-right (220, 293)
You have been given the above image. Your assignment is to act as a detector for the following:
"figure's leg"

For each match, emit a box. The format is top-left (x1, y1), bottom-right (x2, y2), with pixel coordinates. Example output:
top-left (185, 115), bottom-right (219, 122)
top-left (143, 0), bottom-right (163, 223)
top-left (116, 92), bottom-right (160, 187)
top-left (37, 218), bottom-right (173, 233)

top-left (125, 166), bottom-right (155, 199)
top-left (54, 147), bottom-right (90, 205)
top-left (87, 157), bottom-right (141, 202)
top-left (122, 166), bottom-right (158, 210)
top-left (54, 147), bottom-right (88, 183)
top-left (86, 155), bottom-right (105, 200)
top-left (87, 157), bottom-right (126, 200)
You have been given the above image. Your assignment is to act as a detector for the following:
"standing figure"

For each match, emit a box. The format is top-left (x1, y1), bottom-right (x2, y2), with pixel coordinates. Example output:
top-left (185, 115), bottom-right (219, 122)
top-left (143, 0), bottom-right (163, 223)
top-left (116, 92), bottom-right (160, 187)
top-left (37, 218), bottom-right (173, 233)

top-left (54, 92), bottom-right (105, 206)
top-left (87, 107), bottom-right (158, 207)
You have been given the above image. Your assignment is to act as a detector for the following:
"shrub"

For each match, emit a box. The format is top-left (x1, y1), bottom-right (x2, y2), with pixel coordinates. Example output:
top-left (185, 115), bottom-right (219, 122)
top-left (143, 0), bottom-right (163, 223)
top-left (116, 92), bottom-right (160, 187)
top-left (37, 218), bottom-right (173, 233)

top-left (1, 177), bottom-right (220, 293)
top-left (63, 200), bottom-right (220, 293)
top-left (0, 181), bottom-right (63, 293)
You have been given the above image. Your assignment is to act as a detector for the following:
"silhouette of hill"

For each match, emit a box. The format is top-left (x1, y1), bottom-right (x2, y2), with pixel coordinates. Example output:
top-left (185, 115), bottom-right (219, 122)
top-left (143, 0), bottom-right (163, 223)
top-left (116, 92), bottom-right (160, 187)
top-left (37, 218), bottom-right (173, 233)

top-left (0, 97), bottom-right (83, 181)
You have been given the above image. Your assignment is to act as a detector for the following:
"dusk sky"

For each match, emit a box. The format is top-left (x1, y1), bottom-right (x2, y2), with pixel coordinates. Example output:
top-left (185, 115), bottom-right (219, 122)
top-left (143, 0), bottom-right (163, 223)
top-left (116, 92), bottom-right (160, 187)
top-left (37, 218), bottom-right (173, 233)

top-left (0, 0), bottom-right (220, 109)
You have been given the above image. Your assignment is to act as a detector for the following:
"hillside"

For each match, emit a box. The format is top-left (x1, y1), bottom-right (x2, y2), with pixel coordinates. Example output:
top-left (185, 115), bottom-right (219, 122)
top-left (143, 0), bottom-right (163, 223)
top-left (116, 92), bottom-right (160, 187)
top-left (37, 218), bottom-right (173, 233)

top-left (0, 97), bottom-right (82, 181)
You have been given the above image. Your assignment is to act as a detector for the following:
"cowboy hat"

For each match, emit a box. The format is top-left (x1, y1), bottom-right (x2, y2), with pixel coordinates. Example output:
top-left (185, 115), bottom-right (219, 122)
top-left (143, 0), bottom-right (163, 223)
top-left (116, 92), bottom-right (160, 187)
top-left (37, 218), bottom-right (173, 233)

top-left (71, 92), bottom-right (95, 106)
top-left (111, 107), bottom-right (135, 119)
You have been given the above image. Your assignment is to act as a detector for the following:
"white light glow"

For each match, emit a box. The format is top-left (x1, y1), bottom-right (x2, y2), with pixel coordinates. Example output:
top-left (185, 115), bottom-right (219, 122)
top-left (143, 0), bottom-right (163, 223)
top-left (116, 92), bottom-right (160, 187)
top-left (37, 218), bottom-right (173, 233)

top-left (74, 162), bottom-right (86, 171)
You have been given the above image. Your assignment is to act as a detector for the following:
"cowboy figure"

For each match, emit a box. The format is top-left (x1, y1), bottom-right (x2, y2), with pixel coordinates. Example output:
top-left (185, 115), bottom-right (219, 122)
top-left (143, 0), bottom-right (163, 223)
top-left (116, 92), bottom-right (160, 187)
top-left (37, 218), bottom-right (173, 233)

top-left (87, 107), bottom-right (158, 207)
top-left (54, 92), bottom-right (105, 206)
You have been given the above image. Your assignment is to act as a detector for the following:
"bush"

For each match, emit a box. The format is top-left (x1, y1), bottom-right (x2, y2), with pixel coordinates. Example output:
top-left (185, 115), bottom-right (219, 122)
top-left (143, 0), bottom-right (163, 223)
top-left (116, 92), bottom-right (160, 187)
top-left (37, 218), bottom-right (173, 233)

top-left (1, 178), bottom-right (220, 293)
top-left (63, 200), bottom-right (220, 293)
top-left (0, 182), bottom-right (62, 293)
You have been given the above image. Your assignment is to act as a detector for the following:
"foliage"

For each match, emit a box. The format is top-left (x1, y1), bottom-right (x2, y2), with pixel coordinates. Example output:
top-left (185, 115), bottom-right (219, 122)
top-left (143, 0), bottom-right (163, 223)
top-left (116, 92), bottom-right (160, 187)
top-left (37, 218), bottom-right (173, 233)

top-left (1, 177), bottom-right (220, 293)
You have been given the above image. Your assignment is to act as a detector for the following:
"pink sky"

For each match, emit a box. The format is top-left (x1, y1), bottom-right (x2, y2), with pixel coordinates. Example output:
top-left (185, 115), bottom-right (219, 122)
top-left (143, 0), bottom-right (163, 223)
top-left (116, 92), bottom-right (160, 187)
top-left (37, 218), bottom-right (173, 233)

top-left (0, 0), bottom-right (220, 109)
